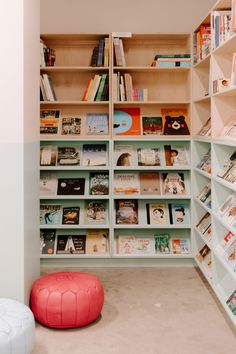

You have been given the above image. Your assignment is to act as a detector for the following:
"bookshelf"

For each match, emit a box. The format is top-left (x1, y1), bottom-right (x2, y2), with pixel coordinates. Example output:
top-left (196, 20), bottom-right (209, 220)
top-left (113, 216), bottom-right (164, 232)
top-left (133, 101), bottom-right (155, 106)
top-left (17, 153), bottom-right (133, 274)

top-left (192, 0), bottom-right (236, 326)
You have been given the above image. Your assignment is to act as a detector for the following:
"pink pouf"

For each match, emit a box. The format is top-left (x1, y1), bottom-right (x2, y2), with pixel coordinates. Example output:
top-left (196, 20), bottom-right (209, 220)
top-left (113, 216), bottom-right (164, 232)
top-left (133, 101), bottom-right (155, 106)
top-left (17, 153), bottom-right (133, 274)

top-left (30, 272), bottom-right (104, 328)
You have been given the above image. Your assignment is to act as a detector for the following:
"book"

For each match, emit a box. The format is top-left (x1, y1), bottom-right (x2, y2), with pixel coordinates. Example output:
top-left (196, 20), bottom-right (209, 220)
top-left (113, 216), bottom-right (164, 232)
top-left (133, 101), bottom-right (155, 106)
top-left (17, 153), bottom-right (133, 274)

top-left (135, 238), bottom-right (155, 255)
top-left (218, 193), bottom-right (236, 228)
top-left (161, 108), bottom-right (190, 135)
top-left (62, 207), bottom-right (80, 225)
top-left (169, 203), bottom-right (190, 225)
top-left (197, 183), bottom-right (211, 206)
top-left (137, 148), bottom-right (161, 166)
top-left (82, 144), bottom-right (107, 166)
top-left (57, 147), bottom-right (80, 166)
top-left (196, 244), bottom-right (211, 262)
top-left (197, 117), bottom-right (211, 136)
top-left (196, 148), bottom-right (211, 174)
top-left (217, 150), bottom-right (236, 178)
top-left (226, 289), bottom-right (236, 315)
top-left (40, 145), bottom-right (57, 166)
top-left (196, 212), bottom-right (211, 235)
top-left (161, 172), bottom-right (186, 195)
top-left (115, 144), bottom-right (135, 166)
top-left (40, 172), bottom-right (57, 195)
top-left (40, 109), bottom-right (60, 135)
top-left (86, 230), bottom-right (109, 254)
top-left (164, 145), bottom-right (188, 166)
top-left (142, 116), bottom-right (163, 135)
top-left (116, 200), bottom-right (138, 224)
top-left (86, 113), bottom-right (109, 135)
top-left (85, 201), bottom-right (107, 224)
top-left (114, 108), bottom-right (141, 135)
top-left (223, 239), bottom-right (236, 272)
top-left (40, 204), bottom-right (62, 225)
top-left (61, 117), bottom-right (81, 136)
top-left (56, 235), bottom-right (86, 254)
top-left (114, 173), bottom-right (140, 195)
top-left (57, 178), bottom-right (85, 195)
top-left (220, 114), bottom-right (236, 138)
top-left (89, 172), bottom-right (109, 195)
top-left (40, 229), bottom-right (56, 255)
top-left (171, 239), bottom-right (190, 254)
top-left (147, 203), bottom-right (169, 225)
top-left (116, 235), bottom-right (136, 254)
top-left (139, 172), bottom-right (160, 195)
top-left (217, 231), bottom-right (236, 253)
top-left (223, 163), bottom-right (236, 184)
top-left (154, 234), bottom-right (170, 254)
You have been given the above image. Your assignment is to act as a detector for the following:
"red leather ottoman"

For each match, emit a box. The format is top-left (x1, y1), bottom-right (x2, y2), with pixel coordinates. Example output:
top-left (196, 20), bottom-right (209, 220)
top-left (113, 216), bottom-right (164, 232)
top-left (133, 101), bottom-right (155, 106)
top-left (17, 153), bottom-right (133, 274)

top-left (30, 272), bottom-right (104, 328)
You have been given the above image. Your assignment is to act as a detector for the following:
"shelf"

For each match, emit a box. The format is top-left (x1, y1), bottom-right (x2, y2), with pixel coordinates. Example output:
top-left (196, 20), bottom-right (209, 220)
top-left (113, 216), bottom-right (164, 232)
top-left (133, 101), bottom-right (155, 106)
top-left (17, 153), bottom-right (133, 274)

top-left (113, 166), bottom-right (192, 171)
top-left (193, 53), bottom-right (211, 69)
top-left (40, 166), bottom-right (110, 171)
top-left (113, 136), bottom-right (192, 141)
top-left (193, 95), bottom-right (211, 103)
top-left (40, 224), bottom-right (109, 229)
top-left (40, 101), bottom-right (109, 105)
top-left (40, 195), bottom-right (110, 200)
top-left (212, 137), bottom-right (236, 147)
top-left (194, 226), bottom-right (212, 250)
top-left (212, 175), bottom-right (236, 192)
top-left (213, 213), bottom-right (236, 235)
top-left (40, 66), bottom-right (109, 72)
top-left (113, 66), bottom-right (191, 72)
top-left (113, 101), bottom-right (191, 105)
top-left (113, 253), bottom-right (193, 259)
top-left (214, 251), bottom-right (236, 281)
top-left (194, 197), bottom-right (212, 214)
top-left (212, 33), bottom-right (236, 55)
top-left (213, 86), bottom-right (236, 98)
top-left (40, 136), bottom-right (111, 142)
top-left (114, 224), bottom-right (191, 229)
top-left (40, 254), bottom-right (111, 259)
top-left (193, 136), bottom-right (212, 143)
top-left (113, 195), bottom-right (191, 200)
top-left (194, 168), bottom-right (211, 179)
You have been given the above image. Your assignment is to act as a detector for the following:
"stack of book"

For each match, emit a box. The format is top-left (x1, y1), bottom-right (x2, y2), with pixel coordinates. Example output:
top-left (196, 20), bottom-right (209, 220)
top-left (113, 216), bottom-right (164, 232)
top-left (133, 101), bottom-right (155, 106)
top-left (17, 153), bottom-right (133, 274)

top-left (113, 72), bottom-right (148, 101)
top-left (40, 39), bottom-right (56, 67)
top-left (82, 73), bottom-right (109, 101)
top-left (91, 38), bottom-right (109, 67)
top-left (40, 74), bottom-right (56, 101)
top-left (151, 54), bottom-right (191, 68)
top-left (193, 24), bottom-right (211, 64)
top-left (113, 38), bottom-right (126, 66)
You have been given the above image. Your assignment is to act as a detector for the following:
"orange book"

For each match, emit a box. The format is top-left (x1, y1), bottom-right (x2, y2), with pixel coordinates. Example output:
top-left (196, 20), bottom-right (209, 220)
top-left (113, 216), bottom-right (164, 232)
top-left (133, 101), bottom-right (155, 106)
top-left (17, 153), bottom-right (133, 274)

top-left (113, 107), bottom-right (141, 136)
top-left (82, 78), bottom-right (92, 101)
top-left (161, 108), bottom-right (190, 135)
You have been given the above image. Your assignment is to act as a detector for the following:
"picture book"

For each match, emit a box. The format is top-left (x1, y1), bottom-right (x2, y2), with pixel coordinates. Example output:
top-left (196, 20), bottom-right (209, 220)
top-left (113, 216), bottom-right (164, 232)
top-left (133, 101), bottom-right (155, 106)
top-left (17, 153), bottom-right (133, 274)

top-left (40, 172), bottom-right (57, 195)
top-left (218, 231), bottom-right (236, 253)
top-left (86, 113), bottom-right (109, 135)
top-left (56, 235), bottom-right (86, 254)
top-left (217, 150), bottom-right (236, 179)
top-left (164, 145), bottom-right (188, 166)
top-left (40, 204), bottom-right (62, 225)
top-left (171, 238), bottom-right (190, 254)
top-left (221, 114), bottom-right (236, 138)
top-left (40, 109), bottom-right (60, 135)
top-left (114, 173), bottom-right (140, 195)
top-left (85, 200), bottom-right (107, 224)
top-left (226, 289), bottom-right (236, 315)
top-left (82, 144), bottom-right (107, 166)
top-left (196, 244), bottom-right (211, 262)
top-left (154, 234), bottom-right (170, 254)
top-left (57, 147), bottom-right (80, 166)
top-left (169, 203), bottom-right (190, 225)
top-left (142, 116), bottom-right (163, 135)
top-left (89, 172), bottom-right (109, 195)
top-left (62, 207), bottom-right (80, 225)
top-left (139, 172), bottom-right (161, 195)
top-left (40, 229), bottom-right (56, 255)
top-left (114, 107), bottom-right (141, 135)
top-left (137, 148), bottom-right (161, 166)
top-left (218, 193), bottom-right (236, 227)
top-left (223, 163), bottom-right (236, 184)
top-left (116, 200), bottom-right (138, 224)
top-left (196, 148), bottom-right (211, 174)
top-left (197, 117), bottom-right (211, 137)
top-left (40, 145), bottom-right (57, 166)
top-left (161, 172), bottom-right (186, 195)
top-left (196, 212), bottom-right (211, 235)
top-left (57, 178), bottom-right (85, 195)
top-left (116, 235), bottom-right (136, 254)
top-left (161, 108), bottom-right (190, 135)
top-left (61, 117), bottom-right (81, 136)
top-left (147, 203), bottom-right (169, 225)
top-left (223, 239), bottom-right (236, 272)
top-left (197, 183), bottom-right (211, 206)
top-left (135, 237), bottom-right (155, 255)
top-left (114, 144), bottom-right (136, 166)
top-left (86, 230), bottom-right (109, 254)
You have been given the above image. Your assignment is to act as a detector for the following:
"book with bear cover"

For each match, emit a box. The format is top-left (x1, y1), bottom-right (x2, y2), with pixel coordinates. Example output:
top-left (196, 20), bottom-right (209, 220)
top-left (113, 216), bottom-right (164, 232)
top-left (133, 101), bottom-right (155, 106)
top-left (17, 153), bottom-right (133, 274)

top-left (140, 172), bottom-right (160, 195)
top-left (86, 230), bottom-right (109, 254)
top-left (57, 178), bottom-right (85, 195)
top-left (161, 172), bottom-right (186, 195)
top-left (137, 148), bottom-right (161, 166)
top-left (161, 108), bottom-right (190, 135)
top-left (85, 200), bottom-right (107, 224)
top-left (154, 234), bottom-right (170, 254)
top-left (57, 147), bottom-right (80, 166)
top-left (89, 172), bottom-right (109, 195)
top-left (164, 145), bottom-right (188, 166)
top-left (62, 207), bottom-right (80, 225)
top-left (56, 235), bottom-right (86, 254)
top-left (114, 173), bottom-right (140, 195)
top-left (61, 117), bottom-right (81, 136)
top-left (147, 203), bottom-right (169, 225)
top-left (40, 229), bottom-right (56, 255)
top-left (116, 200), bottom-right (138, 224)
top-left (40, 109), bottom-right (60, 135)
top-left (142, 116), bottom-right (163, 135)
top-left (114, 107), bottom-right (141, 135)
top-left (40, 204), bottom-right (62, 225)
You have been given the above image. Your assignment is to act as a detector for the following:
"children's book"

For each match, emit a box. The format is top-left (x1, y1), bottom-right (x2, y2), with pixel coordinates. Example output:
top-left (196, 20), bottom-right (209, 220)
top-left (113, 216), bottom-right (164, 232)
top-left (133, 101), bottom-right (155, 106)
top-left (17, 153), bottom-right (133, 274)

top-left (57, 147), bottom-right (80, 166)
top-left (114, 107), bottom-right (141, 135)
top-left (169, 203), bottom-right (190, 225)
top-left (226, 289), bottom-right (236, 315)
top-left (116, 235), bottom-right (136, 254)
top-left (40, 172), bottom-right (57, 195)
top-left (171, 238), bottom-right (190, 254)
top-left (147, 203), bottom-right (169, 225)
top-left (86, 113), bottom-right (109, 135)
top-left (139, 172), bottom-right (160, 195)
top-left (114, 173), bottom-right (140, 195)
top-left (62, 207), bottom-right (80, 225)
top-left (223, 239), bottom-right (236, 272)
top-left (154, 234), bottom-right (170, 254)
top-left (116, 200), bottom-right (139, 224)
top-left (40, 204), bottom-right (62, 225)
top-left (89, 172), bottom-right (109, 195)
top-left (164, 145), bottom-right (188, 166)
top-left (86, 230), bottom-right (109, 254)
top-left (217, 150), bottom-right (236, 179)
top-left (85, 201), bottom-right (107, 224)
top-left (57, 178), bottom-right (85, 195)
top-left (61, 117), bottom-right (81, 136)
top-left (161, 108), bottom-right (190, 135)
top-left (196, 244), bottom-right (211, 262)
top-left (197, 117), bottom-right (211, 136)
top-left (82, 144), bottom-right (107, 166)
top-left (161, 172), bottom-right (186, 195)
top-left (40, 145), bottom-right (57, 166)
top-left (196, 212), bottom-right (211, 234)
top-left (137, 148), bottom-right (161, 166)
top-left (114, 144), bottom-right (136, 166)
top-left (40, 109), bottom-right (60, 135)
top-left (40, 229), bottom-right (56, 255)
top-left (135, 237), bottom-right (155, 255)
top-left (56, 235), bottom-right (86, 254)
top-left (142, 116), bottom-right (163, 135)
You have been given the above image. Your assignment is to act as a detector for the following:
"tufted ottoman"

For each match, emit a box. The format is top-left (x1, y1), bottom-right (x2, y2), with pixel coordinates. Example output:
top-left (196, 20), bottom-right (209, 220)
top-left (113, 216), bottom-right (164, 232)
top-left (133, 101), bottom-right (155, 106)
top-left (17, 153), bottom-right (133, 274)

top-left (0, 298), bottom-right (35, 354)
top-left (30, 272), bottom-right (104, 328)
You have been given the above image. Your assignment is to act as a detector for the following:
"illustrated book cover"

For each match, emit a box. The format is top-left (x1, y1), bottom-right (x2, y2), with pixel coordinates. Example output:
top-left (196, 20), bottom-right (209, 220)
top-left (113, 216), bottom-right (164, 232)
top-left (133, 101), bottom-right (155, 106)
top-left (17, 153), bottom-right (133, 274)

top-left (135, 237), bottom-right (155, 255)
top-left (82, 144), bottom-right (107, 166)
top-left (56, 235), bottom-right (86, 254)
top-left (40, 145), bottom-right (57, 166)
top-left (196, 212), bottom-right (211, 235)
top-left (226, 289), bottom-right (236, 315)
top-left (61, 117), bottom-right (81, 136)
top-left (40, 229), bottom-right (56, 255)
top-left (142, 116), bottom-right (163, 135)
top-left (147, 203), bottom-right (169, 225)
top-left (137, 148), bottom-right (161, 166)
top-left (57, 147), bottom-right (80, 166)
top-left (161, 172), bottom-right (186, 195)
top-left (89, 172), bottom-right (109, 195)
top-left (86, 230), bottom-right (109, 254)
top-left (57, 178), bottom-right (85, 195)
top-left (217, 150), bottom-right (236, 179)
top-left (62, 207), bottom-right (80, 225)
top-left (116, 235), bottom-right (136, 254)
top-left (40, 204), bottom-right (62, 225)
top-left (116, 200), bottom-right (139, 224)
top-left (171, 238), bottom-right (190, 254)
top-left (114, 144), bottom-right (136, 166)
top-left (169, 203), bottom-right (190, 225)
top-left (40, 172), bottom-right (57, 195)
top-left (140, 172), bottom-right (160, 195)
top-left (40, 109), bottom-right (60, 135)
top-left (114, 173), bottom-right (140, 195)
top-left (164, 145), bottom-right (188, 166)
top-left (154, 234), bottom-right (170, 254)
top-left (114, 107), bottom-right (141, 135)
top-left (161, 108), bottom-right (190, 135)
top-left (85, 200), bottom-right (107, 224)
top-left (86, 113), bottom-right (109, 135)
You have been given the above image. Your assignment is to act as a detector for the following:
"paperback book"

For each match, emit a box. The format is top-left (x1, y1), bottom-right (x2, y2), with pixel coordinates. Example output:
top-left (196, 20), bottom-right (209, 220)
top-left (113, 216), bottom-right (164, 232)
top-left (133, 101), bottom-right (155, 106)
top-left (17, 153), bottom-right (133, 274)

top-left (57, 147), bottom-right (80, 166)
top-left (85, 200), bottom-right (107, 224)
top-left (86, 230), bottom-right (109, 254)
top-left (171, 239), bottom-right (190, 254)
top-left (116, 200), bottom-right (138, 224)
top-left (114, 144), bottom-right (135, 166)
top-left (61, 117), bottom-right (81, 136)
top-left (197, 183), bottom-right (211, 208)
top-left (82, 144), bottom-right (107, 166)
top-left (137, 148), bottom-right (161, 166)
top-left (169, 203), bottom-right (190, 225)
top-left (40, 229), bottom-right (56, 255)
top-left (56, 235), bottom-right (86, 254)
top-left (116, 235), bottom-right (136, 254)
top-left (114, 173), bottom-right (140, 195)
top-left (161, 172), bottom-right (186, 195)
top-left (57, 178), bottom-right (85, 195)
top-left (86, 113), bottom-right (109, 135)
top-left (142, 116), bottom-right (163, 135)
top-left (147, 203), bottom-right (169, 225)
top-left (196, 148), bottom-right (211, 174)
top-left (40, 145), bottom-right (57, 166)
top-left (139, 172), bottom-right (161, 195)
top-left (164, 145), bottom-right (188, 166)
top-left (154, 234), bottom-right (170, 254)
top-left (62, 207), bottom-right (80, 225)
top-left (89, 172), bottom-right (109, 195)
top-left (114, 107), bottom-right (141, 135)
top-left (218, 193), bottom-right (236, 228)
top-left (40, 172), bottom-right (57, 195)
top-left (161, 108), bottom-right (190, 135)
top-left (135, 237), bottom-right (155, 255)
top-left (40, 204), bottom-right (62, 225)
top-left (40, 109), bottom-right (60, 135)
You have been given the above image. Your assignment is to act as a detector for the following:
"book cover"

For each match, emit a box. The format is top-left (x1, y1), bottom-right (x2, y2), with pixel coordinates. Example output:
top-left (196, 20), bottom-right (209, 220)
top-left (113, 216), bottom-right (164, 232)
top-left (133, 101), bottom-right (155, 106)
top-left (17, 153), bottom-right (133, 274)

top-left (219, 231), bottom-right (236, 252)
top-left (115, 144), bottom-right (135, 166)
top-left (114, 173), bottom-right (140, 195)
top-left (226, 289), bottom-right (236, 315)
top-left (135, 237), bottom-right (155, 255)
top-left (142, 116), bottom-right (163, 135)
top-left (196, 148), bottom-right (211, 173)
top-left (140, 172), bottom-right (160, 195)
top-left (161, 172), bottom-right (186, 195)
top-left (61, 117), bottom-right (81, 136)
top-left (86, 230), bottom-right (109, 254)
top-left (137, 148), bottom-right (161, 166)
top-left (40, 145), bottom-right (57, 166)
top-left (85, 201), bottom-right (107, 224)
top-left (218, 193), bottom-right (236, 227)
top-left (197, 117), bottom-right (211, 136)
top-left (223, 239), bottom-right (236, 272)
top-left (82, 144), bottom-right (107, 166)
top-left (169, 203), bottom-right (190, 225)
top-left (89, 172), bottom-right (109, 195)
top-left (197, 183), bottom-right (211, 204)
top-left (164, 145), bottom-right (188, 166)
top-left (62, 207), bottom-right (80, 225)
top-left (196, 212), bottom-right (211, 234)
top-left (40, 172), bottom-right (57, 195)
top-left (171, 238), bottom-right (190, 254)
top-left (40, 109), bottom-right (60, 135)
top-left (57, 147), bottom-right (80, 166)
top-left (147, 203), bottom-right (169, 225)
top-left (217, 150), bottom-right (236, 178)
top-left (86, 113), bottom-right (109, 135)
top-left (57, 178), bottom-right (85, 195)
top-left (40, 204), bottom-right (62, 225)
top-left (161, 108), bottom-right (190, 135)
top-left (223, 163), bottom-right (236, 184)
top-left (196, 244), bottom-right (211, 262)
top-left (114, 108), bottom-right (141, 135)
top-left (40, 229), bottom-right (56, 255)
top-left (116, 235), bottom-right (136, 254)
top-left (56, 235), bottom-right (86, 254)
top-left (154, 234), bottom-right (170, 254)
top-left (116, 200), bottom-right (138, 224)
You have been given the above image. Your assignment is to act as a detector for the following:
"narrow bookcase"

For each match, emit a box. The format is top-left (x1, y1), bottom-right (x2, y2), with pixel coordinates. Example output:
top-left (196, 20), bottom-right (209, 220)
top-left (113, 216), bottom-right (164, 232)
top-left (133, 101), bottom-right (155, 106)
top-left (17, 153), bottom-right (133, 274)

top-left (192, 0), bottom-right (236, 326)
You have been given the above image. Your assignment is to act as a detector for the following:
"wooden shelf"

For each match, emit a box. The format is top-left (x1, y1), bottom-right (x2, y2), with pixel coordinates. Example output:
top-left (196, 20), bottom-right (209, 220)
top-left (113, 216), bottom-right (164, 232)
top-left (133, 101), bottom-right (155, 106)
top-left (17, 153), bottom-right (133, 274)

top-left (40, 101), bottom-right (109, 105)
top-left (113, 66), bottom-right (191, 72)
top-left (41, 66), bottom-right (109, 72)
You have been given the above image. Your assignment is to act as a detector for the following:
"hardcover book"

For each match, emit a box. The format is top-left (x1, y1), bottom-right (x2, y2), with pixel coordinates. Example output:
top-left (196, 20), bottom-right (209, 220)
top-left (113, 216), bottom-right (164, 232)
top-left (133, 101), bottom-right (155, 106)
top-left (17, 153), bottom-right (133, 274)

top-left (40, 109), bottom-right (60, 135)
top-left (137, 148), bottom-right (161, 166)
top-left (56, 235), bottom-right (86, 254)
top-left (142, 116), bottom-right (163, 135)
top-left (82, 144), bottom-right (107, 166)
top-left (40, 204), bottom-right (62, 225)
top-left (135, 237), bottom-right (155, 255)
top-left (116, 235), bottom-right (136, 254)
top-left (226, 289), bottom-right (236, 315)
top-left (154, 234), bottom-right (170, 254)
top-left (139, 172), bottom-right (160, 195)
top-left (61, 117), bottom-right (81, 136)
top-left (62, 207), bottom-right (80, 225)
top-left (114, 173), bottom-right (140, 195)
top-left (57, 178), bottom-right (85, 195)
top-left (161, 172), bottom-right (186, 195)
top-left (161, 108), bottom-right (190, 135)
top-left (86, 230), bottom-right (109, 254)
top-left (85, 201), bottom-right (107, 224)
top-left (164, 145), bottom-right (188, 166)
top-left (40, 172), bottom-right (57, 195)
top-left (40, 145), bottom-right (57, 166)
top-left (114, 107), bottom-right (141, 135)
top-left (115, 144), bottom-right (135, 166)
top-left (57, 147), bottom-right (80, 166)
top-left (40, 229), bottom-right (56, 255)
top-left (116, 200), bottom-right (138, 224)
top-left (89, 172), bottom-right (109, 195)
top-left (169, 203), bottom-right (190, 225)
top-left (171, 238), bottom-right (190, 254)
top-left (147, 203), bottom-right (169, 225)
top-left (86, 113), bottom-right (109, 135)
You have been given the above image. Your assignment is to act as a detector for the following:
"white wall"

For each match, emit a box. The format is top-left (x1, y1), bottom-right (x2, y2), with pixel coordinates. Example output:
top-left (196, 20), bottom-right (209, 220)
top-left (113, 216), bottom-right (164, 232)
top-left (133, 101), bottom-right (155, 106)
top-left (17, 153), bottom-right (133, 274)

top-left (41, 0), bottom-right (216, 33)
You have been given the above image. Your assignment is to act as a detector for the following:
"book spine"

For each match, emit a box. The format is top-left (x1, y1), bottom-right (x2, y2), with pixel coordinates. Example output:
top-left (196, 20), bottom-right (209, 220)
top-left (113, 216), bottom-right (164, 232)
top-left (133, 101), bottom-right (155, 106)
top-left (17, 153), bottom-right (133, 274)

top-left (104, 37), bottom-right (109, 67)
top-left (89, 74), bottom-right (102, 101)
top-left (42, 74), bottom-right (55, 101)
top-left (85, 78), bottom-right (94, 101)
top-left (112, 73), bottom-right (118, 101)
top-left (82, 78), bottom-right (92, 101)
top-left (40, 76), bottom-right (47, 101)
top-left (95, 73), bottom-right (107, 101)
top-left (119, 38), bottom-right (126, 66)
top-left (97, 39), bottom-right (105, 67)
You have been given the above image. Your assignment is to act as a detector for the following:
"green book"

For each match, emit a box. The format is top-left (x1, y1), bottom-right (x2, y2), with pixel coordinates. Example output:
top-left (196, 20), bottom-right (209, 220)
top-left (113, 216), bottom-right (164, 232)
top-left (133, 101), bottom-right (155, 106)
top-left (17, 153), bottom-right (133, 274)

top-left (95, 73), bottom-right (107, 101)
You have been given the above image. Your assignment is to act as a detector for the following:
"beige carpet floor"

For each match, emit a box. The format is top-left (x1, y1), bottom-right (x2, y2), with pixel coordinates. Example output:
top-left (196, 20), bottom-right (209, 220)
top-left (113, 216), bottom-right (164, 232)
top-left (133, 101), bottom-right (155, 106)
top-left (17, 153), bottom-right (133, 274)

top-left (32, 267), bottom-right (236, 354)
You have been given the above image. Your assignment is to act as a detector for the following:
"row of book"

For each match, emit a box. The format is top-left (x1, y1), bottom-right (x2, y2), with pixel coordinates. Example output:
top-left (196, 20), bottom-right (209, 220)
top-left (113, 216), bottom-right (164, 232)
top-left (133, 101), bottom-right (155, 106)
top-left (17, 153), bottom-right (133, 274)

top-left (40, 74), bottom-right (56, 101)
top-left (82, 73), bottom-right (109, 101)
top-left (113, 72), bottom-right (148, 102)
top-left (151, 54), bottom-right (191, 68)
top-left (193, 24), bottom-right (211, 64)
top-left (212, 9), bottom-right (235, 50)
top-left (91, 38), bottom-right (109, 67)
top-left (40, 39), bottom-right (56, 67)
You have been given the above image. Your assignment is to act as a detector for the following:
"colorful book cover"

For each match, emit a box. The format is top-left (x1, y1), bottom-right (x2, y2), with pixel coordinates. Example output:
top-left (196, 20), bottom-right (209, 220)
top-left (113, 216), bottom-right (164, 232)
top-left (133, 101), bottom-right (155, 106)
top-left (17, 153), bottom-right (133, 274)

top-left (82, 144), bottom-right (107, 166)
top-left (40, 229), bottom-right (56, 255)
top-left (154, 234), bottom-right (170, 254)
top-left (116, 200), bottom-right (138, 224)
top-left (161, 172), bottom-right (186, 195)
top-left (61, 117), bottom-right (81, 136)
top-left (114, 144), bottom-right (135, 166)
top-left (135, 238), bottom-right (155, 255)
top-left (196, 212), bottom-right (211, 234)
top-left (89, 172), bottom-right (109, 195)
top-left (40, 172), bottom-right (57, 195)
top-left (56, 235), bottom-right (86, 254)
top-left (137, 148), bottom-right (161, 166)
top-left (57, 178), bottom-right (85, 195)
top-left (140, 172), bottom-right (160, 195)
top-left (86, 230), bottom-right (109, 254)
top-left (85, 201), bottom-right (107, 224)
top-left (40, 109), bottom-right (60, 135)
top-left (40, 145), bottom-right (57, 166)
top-left (116, 235), bottom-right (136, 254)
top-left (164, 145), bottom-right (188, 166)
top-left (114, 173), bottom-right (140, 195)
top-left (114, 108), bottom-right (141, 135)
top-left (62, 207), bottom-right (80, 225)
top-left (57, 147), bottom-right (80, 166)
top-left (147, 203), bottom-right (169, 225)
top-left (142, 116), bottom-right (163, 135)
top-left (171, 238), bottom-right (190, 254)
top-left (161, 108), bottom-right (190, 135)
top-left (169, 203), bottom-right (190, 225)
top-left (196, 244), bottom-right (211, 262)
top-left (40, 204), bottom-right (62, 225)
top-left (86, 113), bottom-right (109, 135)
top-left (218, 193), bottom-right (236, 227)
top-left (226, 289), bottom-right (236, 315)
